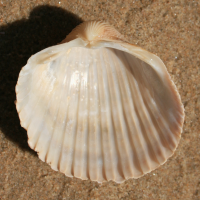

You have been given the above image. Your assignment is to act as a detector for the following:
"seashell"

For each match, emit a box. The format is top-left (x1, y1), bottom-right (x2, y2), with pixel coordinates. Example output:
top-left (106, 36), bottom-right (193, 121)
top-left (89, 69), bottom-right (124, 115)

top-left (15, 21), bottom-right (184, 183)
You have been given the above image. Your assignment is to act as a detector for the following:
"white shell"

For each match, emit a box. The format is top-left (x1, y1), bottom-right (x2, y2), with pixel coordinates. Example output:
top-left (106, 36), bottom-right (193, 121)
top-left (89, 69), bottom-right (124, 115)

top-left (16, 21), bottom-right (184, 183)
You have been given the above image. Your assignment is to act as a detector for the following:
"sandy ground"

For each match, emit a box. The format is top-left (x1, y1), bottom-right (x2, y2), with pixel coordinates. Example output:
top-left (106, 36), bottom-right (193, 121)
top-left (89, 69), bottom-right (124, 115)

top-left (0, 0), bottom-right (200, 199)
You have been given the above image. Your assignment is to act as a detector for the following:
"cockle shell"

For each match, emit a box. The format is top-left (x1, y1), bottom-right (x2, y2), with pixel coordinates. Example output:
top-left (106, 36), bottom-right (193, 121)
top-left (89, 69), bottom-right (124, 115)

top-left (15, 21), bottom-right (184, 183)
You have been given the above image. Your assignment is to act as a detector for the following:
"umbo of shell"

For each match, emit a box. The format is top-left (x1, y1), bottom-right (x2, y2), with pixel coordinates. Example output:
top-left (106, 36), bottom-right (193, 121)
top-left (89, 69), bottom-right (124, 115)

top-left (16, 21), bottom-right (184, 183)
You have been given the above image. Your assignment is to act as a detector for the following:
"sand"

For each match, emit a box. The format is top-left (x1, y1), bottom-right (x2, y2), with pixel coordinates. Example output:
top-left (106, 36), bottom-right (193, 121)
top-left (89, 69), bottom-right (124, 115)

top-left (0, 0), bottom-right (200, 199)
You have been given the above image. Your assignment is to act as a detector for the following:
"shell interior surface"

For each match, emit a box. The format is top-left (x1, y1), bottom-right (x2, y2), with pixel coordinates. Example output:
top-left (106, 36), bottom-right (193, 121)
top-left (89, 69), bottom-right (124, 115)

top-left (16, 21), bottom-right (184, 183)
